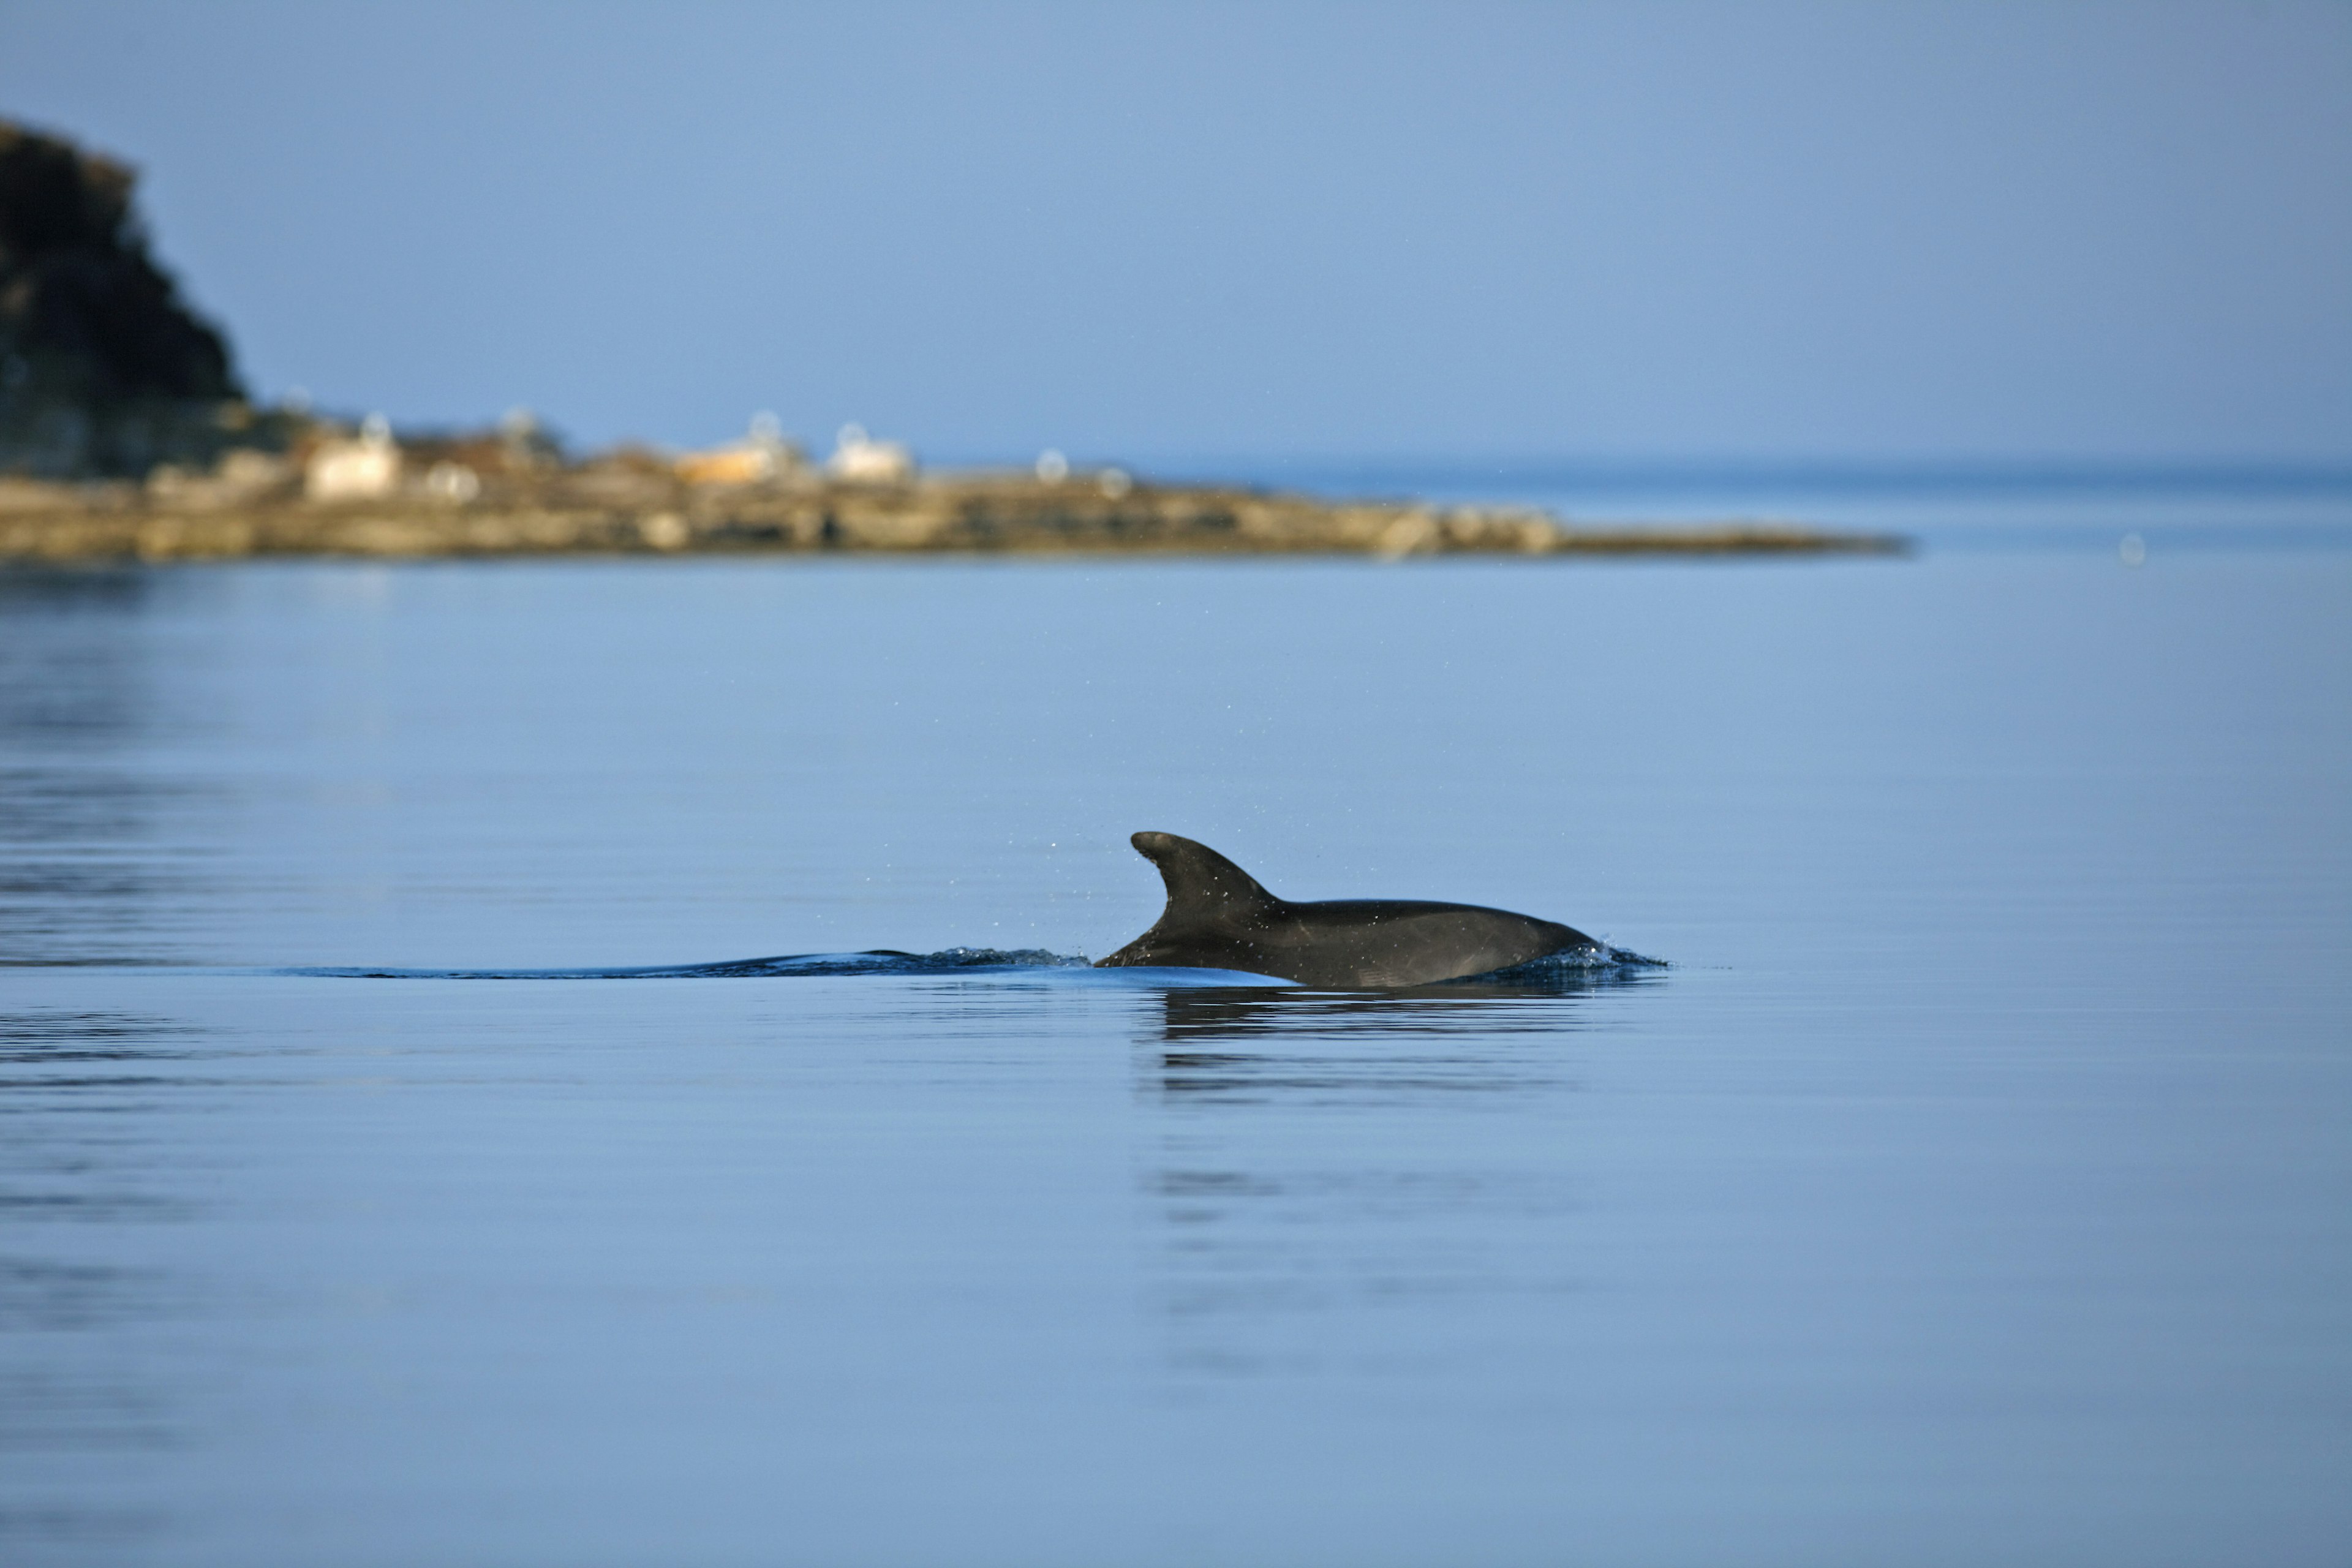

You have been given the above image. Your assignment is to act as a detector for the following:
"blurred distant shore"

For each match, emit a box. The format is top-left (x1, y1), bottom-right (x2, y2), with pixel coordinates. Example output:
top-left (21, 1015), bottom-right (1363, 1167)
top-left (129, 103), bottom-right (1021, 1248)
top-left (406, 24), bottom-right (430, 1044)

top-left (0, 439), bottom-right (1906, 564)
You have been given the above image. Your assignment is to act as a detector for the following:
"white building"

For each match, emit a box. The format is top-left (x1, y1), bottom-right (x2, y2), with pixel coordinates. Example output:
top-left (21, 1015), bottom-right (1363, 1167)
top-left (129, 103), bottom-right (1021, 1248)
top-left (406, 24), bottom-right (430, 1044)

top-left (826, 423), bottom-right (914, 483)
top-left (304, 413), bottom-right (401, 502)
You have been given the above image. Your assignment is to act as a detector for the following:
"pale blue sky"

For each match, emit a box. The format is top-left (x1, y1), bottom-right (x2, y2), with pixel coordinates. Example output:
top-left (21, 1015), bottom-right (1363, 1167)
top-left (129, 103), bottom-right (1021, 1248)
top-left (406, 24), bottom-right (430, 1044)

top-left (3, 1), bottom-right (2346, 463)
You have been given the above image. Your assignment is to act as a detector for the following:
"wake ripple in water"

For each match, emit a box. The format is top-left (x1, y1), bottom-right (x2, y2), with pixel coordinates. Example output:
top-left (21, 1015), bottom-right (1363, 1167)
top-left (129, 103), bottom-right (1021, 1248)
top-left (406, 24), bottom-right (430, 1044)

top-left (278, 948), bottom-right (1096, 981)
top-left (279, 944), bottom-right (1665, 984)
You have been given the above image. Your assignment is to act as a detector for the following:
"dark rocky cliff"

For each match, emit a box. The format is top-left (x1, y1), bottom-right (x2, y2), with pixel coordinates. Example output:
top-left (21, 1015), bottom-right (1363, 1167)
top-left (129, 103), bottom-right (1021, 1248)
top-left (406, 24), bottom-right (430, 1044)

top-left (0, 120), bottom-right (251, 475)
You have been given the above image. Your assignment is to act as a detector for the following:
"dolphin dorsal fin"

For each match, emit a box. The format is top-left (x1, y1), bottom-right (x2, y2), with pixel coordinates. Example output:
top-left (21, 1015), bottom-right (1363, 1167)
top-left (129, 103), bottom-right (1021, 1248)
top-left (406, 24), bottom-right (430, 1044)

top-left (1130, 831), bottom-right (1278, 925)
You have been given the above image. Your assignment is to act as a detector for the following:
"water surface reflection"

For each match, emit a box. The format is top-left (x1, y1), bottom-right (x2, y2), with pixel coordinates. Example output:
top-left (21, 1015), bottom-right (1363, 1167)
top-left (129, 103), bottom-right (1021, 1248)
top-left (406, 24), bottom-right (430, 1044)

top-left (0, 571), bottom-right (210, 967)
top-left (1156, 967), bottom-right (1654, 1042)
top-left (1138, 975), bottom-right (1651, 1379)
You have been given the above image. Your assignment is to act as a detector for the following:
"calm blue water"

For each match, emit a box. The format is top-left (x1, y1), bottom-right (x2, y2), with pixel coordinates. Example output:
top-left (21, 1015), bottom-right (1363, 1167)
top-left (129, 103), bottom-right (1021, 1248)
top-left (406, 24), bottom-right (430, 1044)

top-left (4, 502), bottom-right (2350, 1563)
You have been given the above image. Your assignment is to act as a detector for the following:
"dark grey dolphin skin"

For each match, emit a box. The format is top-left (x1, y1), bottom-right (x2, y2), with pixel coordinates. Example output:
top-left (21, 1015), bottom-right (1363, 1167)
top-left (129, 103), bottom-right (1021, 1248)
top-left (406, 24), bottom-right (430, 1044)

top-left (1095, 831), bottom-right (1603, 987)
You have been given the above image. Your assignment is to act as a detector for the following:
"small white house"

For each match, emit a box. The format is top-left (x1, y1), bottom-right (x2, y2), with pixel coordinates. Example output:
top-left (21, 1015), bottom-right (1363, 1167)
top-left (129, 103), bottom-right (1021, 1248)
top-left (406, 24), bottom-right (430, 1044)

top-left (305, 414), bottom-right (401, 502)
top-left (826, 423), bottom-right (914, 483)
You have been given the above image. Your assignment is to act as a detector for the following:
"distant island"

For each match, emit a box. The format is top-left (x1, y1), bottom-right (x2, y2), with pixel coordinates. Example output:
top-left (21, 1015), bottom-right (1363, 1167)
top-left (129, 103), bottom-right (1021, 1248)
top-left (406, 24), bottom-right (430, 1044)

top-left (0, 119), bottom-right (1904, 564)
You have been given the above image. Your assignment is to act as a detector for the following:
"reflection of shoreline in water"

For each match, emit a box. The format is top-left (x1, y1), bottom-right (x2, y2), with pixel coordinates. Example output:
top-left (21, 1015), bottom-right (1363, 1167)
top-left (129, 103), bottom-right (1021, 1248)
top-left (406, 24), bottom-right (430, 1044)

top-left (1136, 970), bottom-right (1656, 1379)
top-left (0, 571), bottom-right (214, 967)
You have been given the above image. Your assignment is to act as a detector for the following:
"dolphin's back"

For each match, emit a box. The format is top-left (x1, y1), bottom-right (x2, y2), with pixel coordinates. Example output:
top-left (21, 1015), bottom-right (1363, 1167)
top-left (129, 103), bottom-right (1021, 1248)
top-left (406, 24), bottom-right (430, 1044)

top-left (1096, 832), bottom-right (1598, 987)
top-left (1248, 899), bottom-right (1587, 989)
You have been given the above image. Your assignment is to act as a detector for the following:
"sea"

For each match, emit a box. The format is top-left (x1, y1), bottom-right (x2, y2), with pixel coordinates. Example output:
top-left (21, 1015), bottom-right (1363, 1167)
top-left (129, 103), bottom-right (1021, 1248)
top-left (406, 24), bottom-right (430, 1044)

top-left (4, 464), bottom-right (2349, 1566)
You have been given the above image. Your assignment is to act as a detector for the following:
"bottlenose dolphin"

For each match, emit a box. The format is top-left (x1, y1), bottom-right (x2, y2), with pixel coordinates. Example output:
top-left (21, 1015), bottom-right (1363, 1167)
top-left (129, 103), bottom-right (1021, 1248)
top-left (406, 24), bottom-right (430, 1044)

top-left (1095, 831), bottom-right (1604, 987)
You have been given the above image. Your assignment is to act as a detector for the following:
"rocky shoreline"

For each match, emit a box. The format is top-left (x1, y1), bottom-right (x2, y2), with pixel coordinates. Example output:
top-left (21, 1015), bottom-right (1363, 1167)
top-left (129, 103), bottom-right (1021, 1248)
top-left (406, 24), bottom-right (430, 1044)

top-left (0, 469), bottom-right (1904, 564)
